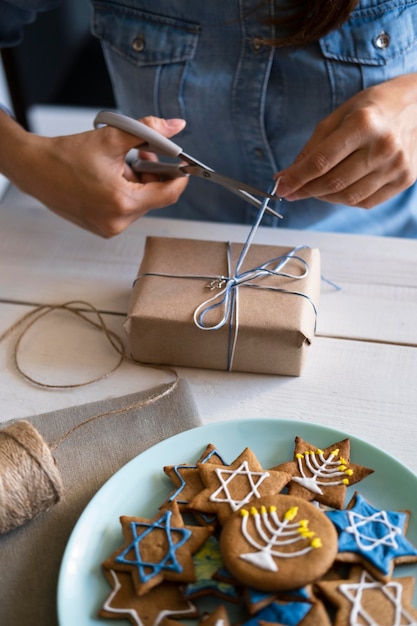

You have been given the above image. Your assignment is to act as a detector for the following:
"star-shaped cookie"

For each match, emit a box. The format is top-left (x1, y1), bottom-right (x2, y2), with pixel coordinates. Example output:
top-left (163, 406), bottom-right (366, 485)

top-left (162, 443), bottom-right (227, 524)
top-left (98, 568), bottom-right (198, 625)
top-left (102, 501), bottom-right (214, 595)
top-left (274, 436), bottom-right (374, 509)
top-left (326, 492), bottom-right (417, 580)
top-left (189, 447), bottom-right (292, 525)
top-left (316, 566), bottom-right (417, 625)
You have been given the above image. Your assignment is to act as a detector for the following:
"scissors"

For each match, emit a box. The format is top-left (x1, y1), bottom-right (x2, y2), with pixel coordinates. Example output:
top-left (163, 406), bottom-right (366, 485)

top-left (94, 110), bottom-right (282, 218)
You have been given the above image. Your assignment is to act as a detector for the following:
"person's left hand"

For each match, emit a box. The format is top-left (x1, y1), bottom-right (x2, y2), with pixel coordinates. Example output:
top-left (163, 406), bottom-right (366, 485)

top-left (275, 73), bottom-right (417, 208)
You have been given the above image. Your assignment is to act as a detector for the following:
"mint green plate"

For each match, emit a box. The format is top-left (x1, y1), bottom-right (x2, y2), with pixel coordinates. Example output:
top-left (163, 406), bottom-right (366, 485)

top-left (57, 418), bottom-right (417, 624)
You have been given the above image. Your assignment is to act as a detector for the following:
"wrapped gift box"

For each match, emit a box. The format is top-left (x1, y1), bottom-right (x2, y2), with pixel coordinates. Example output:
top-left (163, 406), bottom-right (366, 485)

top-left (124, 236), bottom-right (320, 376)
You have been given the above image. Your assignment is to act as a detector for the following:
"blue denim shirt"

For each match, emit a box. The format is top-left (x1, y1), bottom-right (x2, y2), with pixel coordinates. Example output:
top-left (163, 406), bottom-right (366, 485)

top-left (2, 0), bottom-right (417, 236)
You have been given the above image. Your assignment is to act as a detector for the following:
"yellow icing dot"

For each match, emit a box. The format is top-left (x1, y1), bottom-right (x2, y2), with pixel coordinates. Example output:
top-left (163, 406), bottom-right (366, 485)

top-left (339, 456), bottom-right (348, 465)
top-left (298, 519), bottom-right (309, 528)
top-left (342, 478), bottom-right (349, 485)
top-left (269, 505), bottom-right (277, 514)
top-left (332, 448), bottom-right (339, 457)
top-left (296, 453), bottom-right (304, 459)
top-left (298, 529), bottom-right (315, 538)
top-left (316, 449), bottom-right (323, 455)
top-left (240, 509), bottom-right (249, 517)
top-left (284, 506), bottom-right (299, 521)
top-left (345, 469), bottom-right (354, 476)
top-left (260, 505), bottom-right (267, 515)
top-left (311, 537), bottom-right (323, 549)
top-left (338, 465), bottom-right (347, 471)
top-left (250, 506), bottom-right (258, 516)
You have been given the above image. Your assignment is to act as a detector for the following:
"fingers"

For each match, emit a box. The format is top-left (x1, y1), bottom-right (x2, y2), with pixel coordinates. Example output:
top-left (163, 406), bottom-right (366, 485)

top-left (95, 115), bottom-right (186, 156)
top-left (139, 116), bottom-right (186, 139)
top-left (275, 104), bottom-right (416, 208)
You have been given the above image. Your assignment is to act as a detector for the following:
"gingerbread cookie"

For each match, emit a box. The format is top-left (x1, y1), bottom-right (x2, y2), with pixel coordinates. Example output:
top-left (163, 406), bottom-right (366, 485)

top-left (326, 492), bottom-right (417, 581)
top-left (219, 494), bottom-right (338, 591)
top-left (163, 443), bottom-right (227, 525)
top-left (189, 447), bottom-right (292, 525)
top-left (316, 566), bottom-right (417, 625)
top-left (275, 436), bottom-right (374, 509)
top-left (102, 502), bottom-right (214, 595)
top-left (98, 569), bottom-right (198, 625)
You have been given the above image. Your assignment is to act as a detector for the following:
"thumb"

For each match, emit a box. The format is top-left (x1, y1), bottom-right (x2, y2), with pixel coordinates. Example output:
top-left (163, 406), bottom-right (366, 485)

top-left (140, 115), bottom-right (186, 139)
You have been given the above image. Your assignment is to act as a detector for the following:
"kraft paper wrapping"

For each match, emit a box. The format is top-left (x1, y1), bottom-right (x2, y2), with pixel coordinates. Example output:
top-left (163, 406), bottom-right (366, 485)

top-left (124, 237), bottom-right (321, 376)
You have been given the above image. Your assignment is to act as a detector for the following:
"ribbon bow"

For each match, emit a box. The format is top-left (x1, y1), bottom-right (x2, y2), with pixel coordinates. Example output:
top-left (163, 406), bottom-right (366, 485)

top-left (193, 184), bottom-right (318, 371)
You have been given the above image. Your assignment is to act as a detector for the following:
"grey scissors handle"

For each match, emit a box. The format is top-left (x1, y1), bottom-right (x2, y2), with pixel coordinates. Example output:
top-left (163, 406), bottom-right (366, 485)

top-left (94, 110), bottom-right (183, 158)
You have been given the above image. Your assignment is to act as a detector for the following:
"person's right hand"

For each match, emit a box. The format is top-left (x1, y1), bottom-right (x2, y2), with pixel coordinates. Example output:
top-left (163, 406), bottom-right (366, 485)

top-left (0, 111), bottom-right (189, 237)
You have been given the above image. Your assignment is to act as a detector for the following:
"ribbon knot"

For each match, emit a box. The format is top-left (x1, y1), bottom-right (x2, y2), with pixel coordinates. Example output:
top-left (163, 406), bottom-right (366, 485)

top-left (193, 182), bottom-right (317, 371)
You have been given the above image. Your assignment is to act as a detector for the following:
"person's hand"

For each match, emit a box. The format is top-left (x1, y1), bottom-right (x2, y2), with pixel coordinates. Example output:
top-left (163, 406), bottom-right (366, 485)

top-left (0, 112), bottom-right (189, 237)
top-left (275, 73), bottom-right (417, 209)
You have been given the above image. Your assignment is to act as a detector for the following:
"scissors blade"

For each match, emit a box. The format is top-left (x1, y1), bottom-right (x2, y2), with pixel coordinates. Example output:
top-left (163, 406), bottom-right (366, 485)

top-left (182, 164), bottom-right (278, 202)
top-left (131, 160), bottom-right (283, 217)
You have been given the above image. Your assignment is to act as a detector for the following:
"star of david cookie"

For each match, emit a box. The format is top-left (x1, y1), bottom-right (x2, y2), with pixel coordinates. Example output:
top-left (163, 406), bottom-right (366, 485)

top-left (162, 443), bottom-right (227, 525)
top-left (316, 566), bottom-right (417, 626)
top-left (274, 436), bottom-right (374, 509)
top-left (102, 502), bottom-right (214, 595)
top-left (189, 447), bottom-right (292, 525)
top-left (219, 494), bottom-right (338, 591)
top-left (326, 492), bottom-right (417, 581)
top-left (98, 569), bottom-right (198, 625)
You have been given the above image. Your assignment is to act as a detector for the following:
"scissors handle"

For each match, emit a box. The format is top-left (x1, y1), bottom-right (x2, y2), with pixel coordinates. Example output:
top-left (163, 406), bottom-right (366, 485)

top-left (94, 110), bottom-right (183, 159)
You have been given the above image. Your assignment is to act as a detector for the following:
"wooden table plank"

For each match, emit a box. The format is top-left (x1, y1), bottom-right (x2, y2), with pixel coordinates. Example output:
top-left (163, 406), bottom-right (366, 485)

top-left (1, 302), bottom-right (416, 473)
top-left (1, 199), bottom-right (416, 345)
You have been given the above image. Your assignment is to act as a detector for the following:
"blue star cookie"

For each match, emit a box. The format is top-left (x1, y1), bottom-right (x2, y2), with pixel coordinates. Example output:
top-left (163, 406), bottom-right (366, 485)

top-left (326, 492), bottom-right (417, 580)
top-left (102, 501), bottom-right (214, 595)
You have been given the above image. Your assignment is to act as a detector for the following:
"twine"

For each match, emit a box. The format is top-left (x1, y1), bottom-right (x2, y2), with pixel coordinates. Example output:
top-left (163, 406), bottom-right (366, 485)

top-left (0, 421), bottom-right (63, 534)
top-left (0, 301), bottom-right (179, 534)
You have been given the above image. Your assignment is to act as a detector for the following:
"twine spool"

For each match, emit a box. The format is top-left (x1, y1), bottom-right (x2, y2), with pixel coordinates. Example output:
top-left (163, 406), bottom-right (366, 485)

top-left (0, 421), bottom-right (63, 534)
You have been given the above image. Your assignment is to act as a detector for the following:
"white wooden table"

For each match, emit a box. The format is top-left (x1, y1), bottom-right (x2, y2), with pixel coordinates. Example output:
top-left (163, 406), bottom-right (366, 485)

top-left (1, 188), bottom-right (417, 473)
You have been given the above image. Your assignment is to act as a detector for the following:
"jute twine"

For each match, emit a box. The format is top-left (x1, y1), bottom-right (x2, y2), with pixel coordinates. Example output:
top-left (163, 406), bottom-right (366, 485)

top-left (0, 421), bottom-right (63, 534)
top-left (0, 301), bottom-right (179, 534)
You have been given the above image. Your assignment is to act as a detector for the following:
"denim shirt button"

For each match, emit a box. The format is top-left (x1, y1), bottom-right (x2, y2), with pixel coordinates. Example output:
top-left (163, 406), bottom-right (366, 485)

top-left (251, 37), bottom-right (263, 53)
top-left (374, 31), bottom-right (390, 49)
top-left (132, 35), bottom-right (146, 52)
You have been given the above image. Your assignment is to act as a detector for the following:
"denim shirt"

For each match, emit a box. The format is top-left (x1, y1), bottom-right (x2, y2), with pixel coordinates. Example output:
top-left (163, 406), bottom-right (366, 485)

top-left (2, 0), bottom-right (417, 236)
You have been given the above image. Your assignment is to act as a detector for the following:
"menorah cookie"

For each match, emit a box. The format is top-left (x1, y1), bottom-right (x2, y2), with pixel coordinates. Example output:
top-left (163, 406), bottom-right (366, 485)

top-left (219, 494), bottom-right (338, 591)
top-left (326, 492), bottom-right (417, 581)
top-left (102, 502), bottom-right (214, 596)
top-left (316, 566), bottom-right (417, 625)
top-left (189, 447), bottom-right (292, 525)
top-left (274, 436), bottom-right (374, 509)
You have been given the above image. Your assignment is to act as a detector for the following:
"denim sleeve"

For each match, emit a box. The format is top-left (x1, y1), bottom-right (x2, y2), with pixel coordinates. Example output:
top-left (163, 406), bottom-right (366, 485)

top-left (0, 0), bottom-right (61, 46)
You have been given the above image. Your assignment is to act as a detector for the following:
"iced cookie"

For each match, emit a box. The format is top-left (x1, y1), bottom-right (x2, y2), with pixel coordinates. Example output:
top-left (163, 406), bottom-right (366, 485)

top-left (219, 494), bottom-right (338, 591)
top-left (316, 566), bottom-right (417, 625)
top-left (98, 569), bottom-right (198, 625)
top-left (163, 443), bottom-right (227, 525)
top-left (275, 436), bottom-right (374, 509)
top-left (102, 502), bottom-right (214, 595)
top-left (190, 447), bottom-right (292, 525)
top-left (326, 492), bottom-right (417, 581)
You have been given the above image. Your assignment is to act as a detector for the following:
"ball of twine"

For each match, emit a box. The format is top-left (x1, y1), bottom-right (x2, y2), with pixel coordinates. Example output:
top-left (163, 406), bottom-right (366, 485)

top-left (0, 421), bottom-right (63, 534)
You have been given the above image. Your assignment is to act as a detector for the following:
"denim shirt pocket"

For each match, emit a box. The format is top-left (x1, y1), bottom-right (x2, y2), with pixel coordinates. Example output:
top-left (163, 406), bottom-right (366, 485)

top-left (318, 0), bottom-right (417, 106)
top-left (92, 2), bottom-right (201, 119)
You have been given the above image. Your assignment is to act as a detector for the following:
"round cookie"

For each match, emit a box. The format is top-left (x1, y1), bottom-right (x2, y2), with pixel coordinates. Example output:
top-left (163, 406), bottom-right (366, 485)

top-left (219, 493), bottom-right (338, 591)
